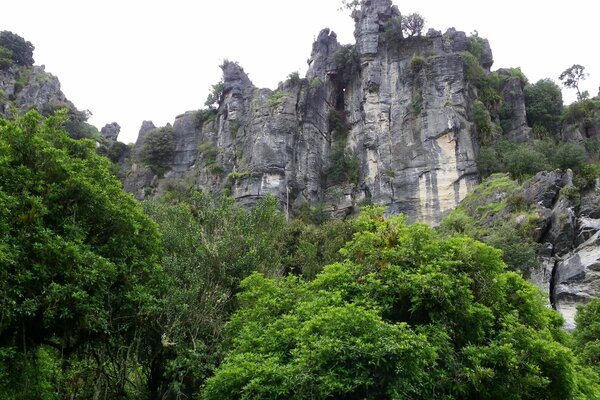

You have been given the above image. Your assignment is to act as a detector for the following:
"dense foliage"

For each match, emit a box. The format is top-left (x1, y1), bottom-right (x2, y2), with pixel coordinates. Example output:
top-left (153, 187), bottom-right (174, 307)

top-left (524, 79), bottom-right (563, 136)
top-left (204, 208), bottom-right (592, 399)
top-left (0, 111), bottom-right (162, 398)
top-left (0, 31), bottom-right (34, 67)
top-left (139, 126), bottom-right (176, 175)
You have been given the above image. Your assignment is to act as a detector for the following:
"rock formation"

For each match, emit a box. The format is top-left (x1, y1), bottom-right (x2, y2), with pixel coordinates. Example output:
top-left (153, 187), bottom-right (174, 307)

top-left (125, 0), bottom-right (488, 224)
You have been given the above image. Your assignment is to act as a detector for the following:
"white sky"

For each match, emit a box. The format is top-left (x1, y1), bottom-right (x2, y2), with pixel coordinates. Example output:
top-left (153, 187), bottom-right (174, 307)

top-left (1, 0), bottom-right (598, 143)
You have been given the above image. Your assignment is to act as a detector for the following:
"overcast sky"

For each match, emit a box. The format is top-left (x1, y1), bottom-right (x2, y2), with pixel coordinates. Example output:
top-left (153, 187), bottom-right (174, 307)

top-left (1, 0), bottom-right (597, 143)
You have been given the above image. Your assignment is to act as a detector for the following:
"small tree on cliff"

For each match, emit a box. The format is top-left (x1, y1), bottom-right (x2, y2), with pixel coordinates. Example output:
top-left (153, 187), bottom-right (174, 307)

top-left (0, 31), bottom-right (34, 66)
top-left (559, 64), bottom-right (589, 101)
top-left (401, 12), bottom-right (426, 37)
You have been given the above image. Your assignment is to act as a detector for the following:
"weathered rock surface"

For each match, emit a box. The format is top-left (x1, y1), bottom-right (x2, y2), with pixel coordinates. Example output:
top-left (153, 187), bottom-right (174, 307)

top-left (554, 229), bottom-right (600, 330)
top-left (0, 64), bottom-right (74, 117)
top-left (125, 0), bottom-right (484, 224)
top-left (101, 122), bottom-right (121, 142)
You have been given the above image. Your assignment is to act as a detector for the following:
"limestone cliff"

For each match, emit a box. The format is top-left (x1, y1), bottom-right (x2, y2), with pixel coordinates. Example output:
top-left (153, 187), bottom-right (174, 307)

top-left (0, 64), bottom-right (73, 117)
top-left (126, 0), bottom-right (489, 224)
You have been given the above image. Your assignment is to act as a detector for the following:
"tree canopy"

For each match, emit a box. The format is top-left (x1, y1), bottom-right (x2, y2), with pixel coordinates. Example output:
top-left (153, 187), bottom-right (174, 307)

top-left (559, 64), bottom-right (589, 101)
top-left (0, 31), bottom-right (34, 67)
top-left (0, 110), bottom-right (162, 397)
top-left (204, 208), bottom-right (590, 399)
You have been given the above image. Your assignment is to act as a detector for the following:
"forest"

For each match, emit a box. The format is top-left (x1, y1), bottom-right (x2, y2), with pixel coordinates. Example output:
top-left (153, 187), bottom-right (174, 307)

top-left (0, 110), bottom-right (599, 399)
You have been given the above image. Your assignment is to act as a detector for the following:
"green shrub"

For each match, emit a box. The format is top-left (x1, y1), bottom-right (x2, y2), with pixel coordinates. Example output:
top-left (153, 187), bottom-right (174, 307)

top-left (524, 79), bottom-right (563, 134)
top-left (505, 144), bottom-right (550, 180)
top-left (208, 162), bottom-right (224, 175)
top-left (471, 100), bottom-right (493, 143)
top-left (194, 108), bottom-right (217, 129)
top-left (139, 126), bottom-right (175, 175)
top-left (198, 142), bottom-right (223, 175)
top-left (562, 98), bottom-right (600, 126)
top-left (467, 34), bottom-right (485, 61)
top-left (328, 109), bottom-right (349, 139)
top-left (410, 55), bottom-right (426, 72)
top-left (477, 146), bottom-right (504, 177)
top-left (227, 170), bottom-right (249, 182)
top-left (0, 46), bottom-right (13, 70)
top-left (554, 142), bottom-right (586, 171)
top-left (309, 78), bottom-right (322, 89)
top-left (461, 51), bottom-right (486, 87)
top-left (412, 87), bottom-right (423, 115)
top-left (560, 185), bottom-right (580, 202)
top-left (334, 44), bottom-right (360, 87)
top-left (205, 81), bottom-right (224, 108)
top-left (328, 142), bottom-right (360, 185)
top-left (382, 16), bottom-right (403, 47)
top-left (266, 91), bottom-right (286, 108)
top-left (294, 202), bottom-right (330, 226)
top-left (574, 164), bottom-right (599, 191)
top-left (287, 71), bottom-right (300, 85)
top-left (0, 31), bottom-right (34, 66)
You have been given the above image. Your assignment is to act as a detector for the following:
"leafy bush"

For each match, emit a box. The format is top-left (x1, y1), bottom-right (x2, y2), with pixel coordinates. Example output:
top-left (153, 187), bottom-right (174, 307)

top-left (505, 144), bottom-right (550, 180)
top-left (554, 142), bottom-right (586, 171)
top-left (573, 299), bottom-right (600, 370)
top-left (334, 44), bottom-right (360, 87)
top-left (410, 55), bottom-right (426, 72)
top-left (266, 91), bottom-right (286, 108)
top-left (0, 31), bottom-right (34, 66)
top-left (204, 81), bottom-right (224, 108)
top-left (328, 142), bottom-right (360, 185)
top-left (194, 108), bottom-right (217, 129)
top-left (198, 142), bottom-right (223, 175)
top-left (477, 146), bottom-right (504, 177)
top-left (0, 111), bottom-right (161, 398)
top-left (471, 100), bottom-right (493, 143)
top-left (139, 126), bottom-right (175, 175)
top-left (382, 16), bottom-right (403, 47)
top-left (412, 87), bottom-right (423, 115)
top-left (328, 109), bottom-right (349, 139)
top-left (0, 46), bottom-right (13, 70)
top-left (461, 51), bottom-right (486, 86)
top-left (205, 208), bottom-right (581, 399)
top-left (562, 98), bottom-right (600, 126)
top-left (524, 79), bottom-right (563, 134)
top-left (287, 71), bottom-right (300, 85)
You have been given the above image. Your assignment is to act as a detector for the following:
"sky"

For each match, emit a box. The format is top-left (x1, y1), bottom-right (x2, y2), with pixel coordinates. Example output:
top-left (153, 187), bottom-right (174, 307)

top-left (1, 0), bottom-right (598, 143)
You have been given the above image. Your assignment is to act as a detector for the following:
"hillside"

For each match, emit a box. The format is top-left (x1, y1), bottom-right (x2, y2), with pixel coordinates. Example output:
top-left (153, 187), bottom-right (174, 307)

top-left (1, 1), bottom-right (600, 398)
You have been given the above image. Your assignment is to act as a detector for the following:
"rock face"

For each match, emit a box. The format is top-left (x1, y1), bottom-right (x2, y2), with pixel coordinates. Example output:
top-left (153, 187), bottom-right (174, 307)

top-left (125, 0), bottom-right (487, 224)
top-left (0, 65), bottom-right (74, 117)
top-left (101, 122), bottom-right (121, 142)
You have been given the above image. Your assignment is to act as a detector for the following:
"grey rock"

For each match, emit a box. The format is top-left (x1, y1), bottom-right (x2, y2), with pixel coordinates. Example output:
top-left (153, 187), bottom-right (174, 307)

top-left (306, 29), bottom-right (340, 80)
top-left (554, 230), bottom-right (600, 330)
top-left (101, 122), bottom-right (121, 142)
top-left (443, 28), bottom-right (468, 53)
top-left (544, 196), bottom-right (576, 256)
top-left (480, 39), bottom-right (494, 71)
top-left (580, 190), bottom-right (600, 218)
top-left (352, 0), bottom-right (399, 58)
top-left (426, 28), bottom-right (442, 38)
top-left (523, 170), bottom-right (566, 208)
top-left (498, 71), bottom-right (531, 142)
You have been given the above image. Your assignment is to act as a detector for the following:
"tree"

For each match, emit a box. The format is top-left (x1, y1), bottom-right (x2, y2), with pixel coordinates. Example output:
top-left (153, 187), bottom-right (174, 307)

top-left (559, 64), bottom-right (589, 101)
top-left (401, 13), bottom-right (426, 37)
top-left (204, 208), bottom-right (586, 399)
top-left (204, 81), bottom-right (224, 108)
top-left (524, 79), bottom-right (564, 135)
top-left (142, 192), bottom-right (287, 398)
top-left (139, 125), bottom-right (176, 175)
top-left (0, 110), bottom-right (162, 397)
top-left (0, 31), bottom-right (34, 66)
